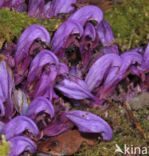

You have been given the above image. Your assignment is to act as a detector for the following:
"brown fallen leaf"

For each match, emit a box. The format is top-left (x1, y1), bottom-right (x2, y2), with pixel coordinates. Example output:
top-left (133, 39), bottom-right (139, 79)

top-left (38, 130), bottom-right (97, 156)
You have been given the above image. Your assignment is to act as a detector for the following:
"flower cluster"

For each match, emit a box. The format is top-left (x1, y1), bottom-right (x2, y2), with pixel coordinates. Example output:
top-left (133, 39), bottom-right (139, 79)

top-left (0, 2), bottom-right (149, 156)
top-left (0, 0), bottom-right (77, 18)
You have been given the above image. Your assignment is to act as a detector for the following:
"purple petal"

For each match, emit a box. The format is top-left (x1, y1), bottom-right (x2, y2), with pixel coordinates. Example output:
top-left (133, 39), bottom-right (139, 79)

top-left (97, 20), bottom-right (114, 46)
top-left (9, 136), bottom-right (37, 156)
top-left (0, 99), bottom-right (5, 117)
top-left (55, 76), bottom-right (95, 100)
top-left (142, 43), bottom-right (149, 71)
top-left (43, 1), bottom-right (52, 18)
top-left (97, 66), bottom-right (121, 99)
top-left (100, 44), bottom-right (119, 54)
top-left (27, 50), bottom-right (64, 99)
top-left (11, 0), bottom-right (26, 11)
top-left (27, 50), bottom-right (59, 83)
top-left (65, 110), bottom-right (113, 141)
top-left (26, 97), bottom-right (55, 119)
top-left (0, 61), bottom-right (13, 101)
top-left (69, 66), bottom-right (82, 78)
top-left (118, 48), bottom-right (143, 80)
top-left (0, 61), bottom-right (14, 116)
top-left (51, 20), bottom-right (83, 53)
top-left (85, 53), bottom-right (121, 91)
top-left (0, 121), bottom-right (5, 134)
top-left (68, 5), bottom-right (103, 25)
top-left (0, 1), bottom-right (4, 8)
top-left (83, 22), bottom-right (96, 41)
top-left (28, 0), bottom-right (45, 17)
top-left (4, 116), bottom-right (39, 139)
top-left (49, 0), bottom-right (76, 17)
top-left (15, 24), bottom-right (50, 65)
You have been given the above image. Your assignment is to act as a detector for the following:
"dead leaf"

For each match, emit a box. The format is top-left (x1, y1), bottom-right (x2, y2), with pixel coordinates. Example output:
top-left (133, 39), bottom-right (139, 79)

top-left (38, 130), bottom-right (97, 155)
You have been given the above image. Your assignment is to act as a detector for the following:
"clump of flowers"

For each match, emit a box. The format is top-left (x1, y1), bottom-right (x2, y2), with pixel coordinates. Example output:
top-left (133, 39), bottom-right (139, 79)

top-left (0, 1), bottom-right (148, 156)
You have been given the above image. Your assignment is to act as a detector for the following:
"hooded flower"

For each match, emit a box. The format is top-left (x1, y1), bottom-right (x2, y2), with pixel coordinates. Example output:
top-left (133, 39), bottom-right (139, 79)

top-left (97, 20), bottom-right (114, 46)
top-left (26, 97), bottom-right (55, 120)
top-left (9, 136), bottom-right (37, 156)
top-left (55, 76), bottom-right (95, 100)
top-left (0, 61), bottom-right (14, 117)
top-left (65, 110), bottom-right (113, 141)
top-left (28, 0), bottom-right (45, 17)
top-left (85, 53), bottom-right (121, 91)
top-left (68, 5), bottom-right (103, 25)
top-left (47, 0), bottom-right (76, 18)
top-left (4, 116), bottom-right (39, 139)
top-left (80, 22), bottom-right (98, 67)
top-left (118, 48), bottom-right (143, 80)
top-left (27, 50), bottom-right (68, 99)
top-left (51, 20), bottom-right (83, 55)
top-left (97, 48), bottom-right (143, 99)
top-left (15, 24), bottom-right (50, 84)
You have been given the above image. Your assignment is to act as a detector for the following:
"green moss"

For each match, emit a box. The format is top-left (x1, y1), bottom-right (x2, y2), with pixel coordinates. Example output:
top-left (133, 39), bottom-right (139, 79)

top-left (105, 0), bottom-right (149, 51)
top-left (0, 135), bottom-right (9, 156)
top-left (0, 8), bottom-right (61, 44)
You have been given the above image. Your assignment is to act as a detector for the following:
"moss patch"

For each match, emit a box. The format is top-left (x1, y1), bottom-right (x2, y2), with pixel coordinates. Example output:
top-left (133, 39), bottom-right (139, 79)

top-left (0, 8), bottom-right (61, 45)
top-left (105, 0), bottom-right (149, 51)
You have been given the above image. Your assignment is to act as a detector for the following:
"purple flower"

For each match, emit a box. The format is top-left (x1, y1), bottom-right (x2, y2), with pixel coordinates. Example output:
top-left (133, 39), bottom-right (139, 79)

top-left (118, 48), bottom-right (143, 80)
top-left (28, 0), bottom-right (45, 17)
top-left (85, 53), bottom-right (121, 91)
top-left (0, 61), bottom-right (14, 117)
top-left (26, 97), bottom-right (55, 119)
top-left (27, 50), bottom-right (68, 99)
top-left (65, 110), bottom-right (113, 141)
top-left (4, 116), bottom-right (39, 139)
top-left (97, 48), bottom-right (143, 99)
top-left (15, 24), bottom-right (50, 84)
top-left (15, 24), bottom-right (50, 64)
top-left (55, 76), bottom-right (95, 100)
top-left (97, 20), bottom-right (114, 46)
top-left (68, 5), bottom-right (103, 25)
top-left (46, 0), bottom-right (76, 18)
top-left (9, 136), bottom-right (37, 156)
top-left (51, 20), bottom-right (83, 54)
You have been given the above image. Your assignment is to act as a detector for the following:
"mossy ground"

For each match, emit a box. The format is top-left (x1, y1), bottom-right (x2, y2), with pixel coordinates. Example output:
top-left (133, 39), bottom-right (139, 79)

top-left (75, 103), bottom-right (149, 156)
top-left (0, 0), bottom-right (149, 155)
top-left (105, 0), bottom-right (149, 51)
